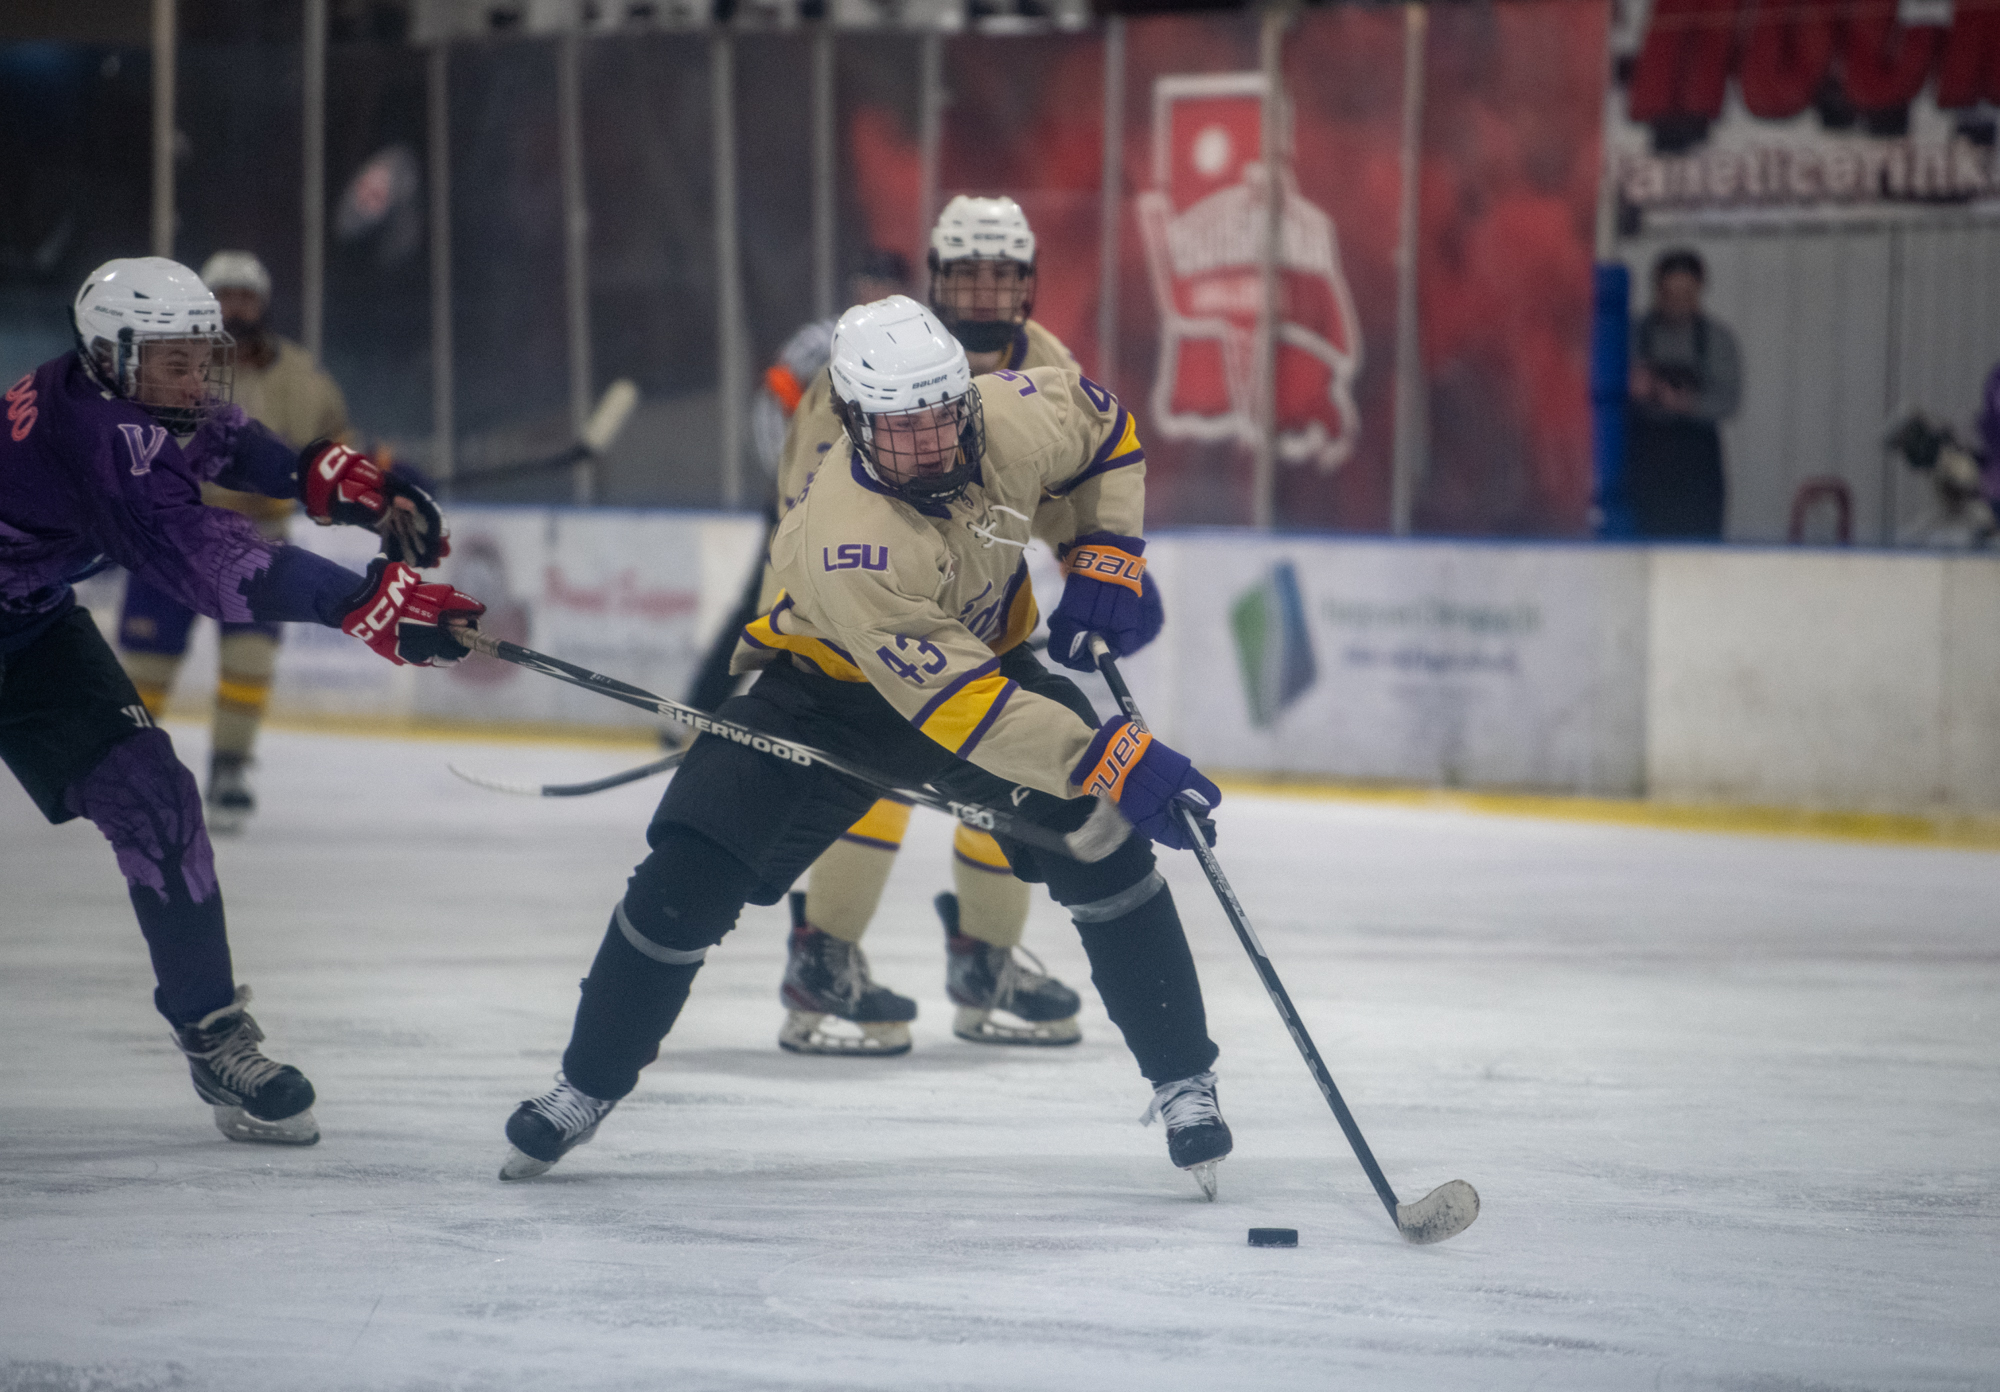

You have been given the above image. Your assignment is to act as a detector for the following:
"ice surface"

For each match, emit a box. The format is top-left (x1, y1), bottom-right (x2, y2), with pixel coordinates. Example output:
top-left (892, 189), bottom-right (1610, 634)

top-left (3, 724), bottom-right (1997, 1391)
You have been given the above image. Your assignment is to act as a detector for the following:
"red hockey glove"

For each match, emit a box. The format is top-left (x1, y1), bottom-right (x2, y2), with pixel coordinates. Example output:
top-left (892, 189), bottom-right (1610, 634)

top-left (1047, 533), bottom-right (1163, 672)
top-left (301, 440), bottom-right (451, 568)
top-left (340, 558), bottom-right (485, 667)
top-left (1071, 716), bottom-right (1219, 850)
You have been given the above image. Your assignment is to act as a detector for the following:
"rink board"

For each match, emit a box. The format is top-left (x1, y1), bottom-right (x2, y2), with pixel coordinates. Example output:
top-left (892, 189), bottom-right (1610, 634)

top-left (77, 511), bottom-right (2000, 812)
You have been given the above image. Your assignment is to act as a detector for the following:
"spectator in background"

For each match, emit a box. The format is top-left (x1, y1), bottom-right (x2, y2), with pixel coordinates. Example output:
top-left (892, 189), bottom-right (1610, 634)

top-left (746, 248), bottom-right (911, 508)
top-left (117, 251), bottom-right (350, 832)
top-left (1628, 248), bottom-right (1742, 540)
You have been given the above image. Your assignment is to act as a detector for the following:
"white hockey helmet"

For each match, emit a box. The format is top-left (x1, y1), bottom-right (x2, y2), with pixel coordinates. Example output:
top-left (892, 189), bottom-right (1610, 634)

top-left (929, 195), bottom-right (1036, 266)
top-left (928, 196), bottom-right (1037, 355)
top-left (73, 257), bottom-right (234, 432)
top-left (828, 295), bottom-right (984, 505)
top-left (199, 250), bottom-right (273, 304)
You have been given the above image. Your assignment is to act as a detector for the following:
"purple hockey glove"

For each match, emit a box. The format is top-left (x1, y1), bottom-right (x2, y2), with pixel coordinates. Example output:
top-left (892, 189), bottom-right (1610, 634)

top-left (1046, 533), bottom-right (1164, 672)
top-left (1072, 716), bottom-right (1220, 850)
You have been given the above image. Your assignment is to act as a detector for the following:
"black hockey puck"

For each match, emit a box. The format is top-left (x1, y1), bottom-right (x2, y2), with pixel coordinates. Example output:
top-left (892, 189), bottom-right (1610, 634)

top-left (1248, 1227), bottom-right (1298, 1247)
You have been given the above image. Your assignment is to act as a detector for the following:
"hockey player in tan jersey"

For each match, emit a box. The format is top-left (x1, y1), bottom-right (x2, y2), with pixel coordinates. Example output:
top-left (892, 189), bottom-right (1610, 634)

top-left (773, 196), bottom-right (1106, 1057)
top-left (501, 298), bottom-right (1235, 1199)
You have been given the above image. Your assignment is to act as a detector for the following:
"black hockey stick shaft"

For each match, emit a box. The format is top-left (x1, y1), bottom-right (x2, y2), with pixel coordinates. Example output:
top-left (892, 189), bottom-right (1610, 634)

top-left (449, 441), bottom-right (587, 489)
top-left (543, 751), bottom-right (684, 796)
top-left (446, 380), bottom-right (638, 495)
top-left (447, 627), bottom-right (1081, 858)
top-left (1088, 636), bottom-right (1404, 1225)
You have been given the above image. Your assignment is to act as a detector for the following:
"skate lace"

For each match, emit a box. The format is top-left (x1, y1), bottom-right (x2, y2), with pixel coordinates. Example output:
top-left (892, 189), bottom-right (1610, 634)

top-left (1139, 1071), bottom-right (1220, 1130)
top-left (825, 938), bottom-right (875, 1007)
top-left (990, 945), bottom-right (1052, 1008)
top-left (529, 1079), bottom-right (608, 1138)
top-left (204, 1015), bottom-right (287, 1095)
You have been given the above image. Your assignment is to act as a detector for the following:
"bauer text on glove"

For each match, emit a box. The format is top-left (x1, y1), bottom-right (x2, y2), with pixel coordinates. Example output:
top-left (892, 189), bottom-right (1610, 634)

top-left (340, 558), bottom-right (485, 667)
top-left (1045, 533), bottom-right (1163, 672)
top-left (300, 440), bottom-right (451, 568)
top-left (1070, 716), bottom-right (1219, 850)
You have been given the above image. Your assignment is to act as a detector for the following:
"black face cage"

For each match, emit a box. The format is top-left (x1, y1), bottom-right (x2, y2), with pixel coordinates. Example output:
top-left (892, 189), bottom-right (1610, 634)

top-left (77, 324), bottom-right (236, 434)
top-left (838, 387), bottom-right (987, 506)
top-left (927, 255), bottom-right (1037, 355)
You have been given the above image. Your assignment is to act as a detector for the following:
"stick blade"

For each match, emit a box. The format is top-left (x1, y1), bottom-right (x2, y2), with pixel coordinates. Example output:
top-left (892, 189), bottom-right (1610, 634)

top-left (447, 763), bottom-right (549, 798)
top-left (1395, 1180), bottom-right (1479, 1245)
top-left (581, 378), bottom-right (640, 455)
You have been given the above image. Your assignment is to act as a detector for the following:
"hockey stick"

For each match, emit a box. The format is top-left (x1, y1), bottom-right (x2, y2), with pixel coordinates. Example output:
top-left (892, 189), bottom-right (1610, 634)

top-left (445, 625), bottom-right (1126, 863)
top-left (448, 379), bottom-right (640, 492)
top-left (448, 747), bottom-right (686, 798)
top-left (1087, 634), bottom-right (1479, 1245)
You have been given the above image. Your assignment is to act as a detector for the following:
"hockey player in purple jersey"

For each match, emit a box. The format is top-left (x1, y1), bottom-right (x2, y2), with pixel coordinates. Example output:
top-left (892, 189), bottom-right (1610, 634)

top-left (1, 257), bottom-right (484, 1145)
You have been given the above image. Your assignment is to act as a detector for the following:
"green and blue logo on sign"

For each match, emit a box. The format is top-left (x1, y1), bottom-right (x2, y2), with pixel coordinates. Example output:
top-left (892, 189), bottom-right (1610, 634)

top-left (1231, 561), bottom-right (1317, 728)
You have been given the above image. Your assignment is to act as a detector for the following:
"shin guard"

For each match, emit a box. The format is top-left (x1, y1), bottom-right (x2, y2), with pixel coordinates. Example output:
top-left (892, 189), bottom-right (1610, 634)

top-left (66, 731), bottom-right (235, 1025)
top-left (950, 825), bottom-right (1029, 950)
top-left (559, 827), bottom-right (758, 1099)
top-left (1071, 875), bottom-right (1219, 1085)
top-left (559, 912), bottom-right (703, 1103)
top-left (804, 799), bottom-right (910, 944)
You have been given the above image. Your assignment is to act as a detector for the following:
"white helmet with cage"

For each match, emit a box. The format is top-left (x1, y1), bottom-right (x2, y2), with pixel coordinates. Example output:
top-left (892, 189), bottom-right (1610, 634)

top-left (828, 295), bottom-right (984, 505)
top-left (928, 195), bottom-right (1038, 355)
top-left (73, 257), bottom-right (234, 433)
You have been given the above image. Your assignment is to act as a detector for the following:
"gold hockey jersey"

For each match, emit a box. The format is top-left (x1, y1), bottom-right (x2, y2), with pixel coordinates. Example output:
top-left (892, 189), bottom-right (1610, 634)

top-left (202, 336), bottom-right (350, 533)
top-left (737, 364), bottom-right (1147, 798)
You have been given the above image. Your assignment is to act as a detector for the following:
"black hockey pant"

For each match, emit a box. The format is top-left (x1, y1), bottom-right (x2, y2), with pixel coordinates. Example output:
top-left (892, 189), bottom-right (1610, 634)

top-left (558, 648), bottom-right (1219, 1101)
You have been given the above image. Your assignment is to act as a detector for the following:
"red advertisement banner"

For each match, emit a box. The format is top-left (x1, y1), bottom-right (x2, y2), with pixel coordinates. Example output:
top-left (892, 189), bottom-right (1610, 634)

top-left (844, 2), bottom-right (1606, 536)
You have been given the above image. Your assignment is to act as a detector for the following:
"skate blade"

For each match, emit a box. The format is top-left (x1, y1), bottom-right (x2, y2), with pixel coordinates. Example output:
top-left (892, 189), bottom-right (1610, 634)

top-left (1395, 1179), bottom-right (1480, 1245)
top-left (213, 1104), bottom-right (318, 1146)
top-left (777, 1012), bottom-right (911, 1057)
top-left (498, 1146), bottom-right (555, 1181)
top-left (1185, 1159), bottom-right (1221, 1202)
top-left (951, 1006), bottom-right (1081, 1047)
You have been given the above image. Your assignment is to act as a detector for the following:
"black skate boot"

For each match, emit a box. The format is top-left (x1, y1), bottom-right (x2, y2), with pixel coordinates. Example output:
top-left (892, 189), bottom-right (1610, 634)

top-left (938, 893), bottom-right (1082, 1046)
top-left (172, 985), bottom-right (318, 1145)
top-left (778, 892), bottom-right (917, 1056)
top-left (206, 753), bottom-right (255, 836)
top-left (500, 1075), bottom-right (618, 1180)
top-left (1142, 1070), bottom-right (1232, 1201)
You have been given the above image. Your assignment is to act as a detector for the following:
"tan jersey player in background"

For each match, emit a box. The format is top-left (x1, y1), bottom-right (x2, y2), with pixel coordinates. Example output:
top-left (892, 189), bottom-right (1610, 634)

top-left (500, 296), bottom-right (1234, 1200)
top-left (115, 250), bottom-right (349, 831)
top-left (769, 196), bottom-right (1123, 1058)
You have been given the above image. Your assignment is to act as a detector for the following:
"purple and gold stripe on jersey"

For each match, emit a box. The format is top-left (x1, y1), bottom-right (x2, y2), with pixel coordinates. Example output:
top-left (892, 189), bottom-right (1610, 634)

top-left (952, 823), bottom-right (1013, 873)
top-left (1052, 404), bottom-right (1144, 496)
top-left (912, 656), bottom-right (1018, 757)
top-left (740, 594), bottom-right (867, 682)
top-left (989, 560), bottom-right (1039, 656)
top-left (840, 797), bottom-right (913, 851)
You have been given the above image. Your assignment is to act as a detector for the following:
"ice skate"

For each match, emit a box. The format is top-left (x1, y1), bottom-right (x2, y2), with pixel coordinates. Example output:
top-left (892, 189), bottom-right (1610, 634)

top-left (205, 753), bottom-right (255, 835)
top-left (172, 985), bottom-right (318, 1145)
top-left (938, 893), bottom-right (1081, 1046)
top-left (500, 1075), bottom-right (617, 1180)
top-left (1142, 1070), bottom-right (1232, 1201)
top-left (778, 892), bottom-right (916, 1056)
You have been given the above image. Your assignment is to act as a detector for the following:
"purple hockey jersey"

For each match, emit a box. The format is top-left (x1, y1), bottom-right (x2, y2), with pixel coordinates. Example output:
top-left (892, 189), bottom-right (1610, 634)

top-left (2, 352), bottom-right (366, 653)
